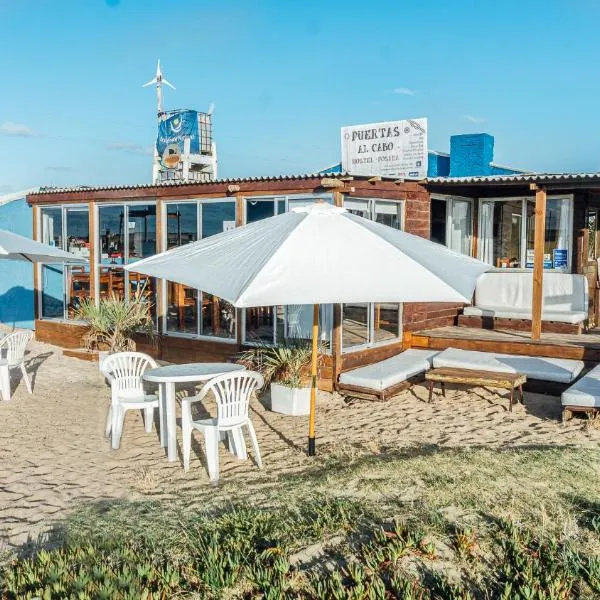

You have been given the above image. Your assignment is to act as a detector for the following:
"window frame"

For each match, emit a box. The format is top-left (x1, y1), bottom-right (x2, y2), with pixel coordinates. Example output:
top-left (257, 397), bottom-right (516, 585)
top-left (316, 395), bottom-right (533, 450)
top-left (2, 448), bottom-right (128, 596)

top-left (241, 194), bottom-right (333, 347)
top-left (477, 194), bottom-right (574, 272)
top-left (429, 194), bottom-right (474, 256)
top-left (38, 203), bottom-right (90, 322)
top-left (340, 196), bottom-right (405, 354)
top-left (160, 197), bottom-right (238, 343)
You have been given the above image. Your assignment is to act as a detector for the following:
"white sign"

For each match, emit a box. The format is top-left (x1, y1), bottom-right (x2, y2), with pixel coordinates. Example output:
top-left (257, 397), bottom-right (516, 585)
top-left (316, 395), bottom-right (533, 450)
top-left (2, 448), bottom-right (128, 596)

top-left (341, 118), bottom-right (428, 179)
top-left (223, 220), bottom-right (236, 232)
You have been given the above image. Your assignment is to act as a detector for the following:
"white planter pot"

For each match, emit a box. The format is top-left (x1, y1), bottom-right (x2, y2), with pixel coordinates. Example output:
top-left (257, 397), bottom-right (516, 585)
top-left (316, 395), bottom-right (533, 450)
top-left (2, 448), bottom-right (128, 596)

top-left (270, 383), bottom-right (311, 416)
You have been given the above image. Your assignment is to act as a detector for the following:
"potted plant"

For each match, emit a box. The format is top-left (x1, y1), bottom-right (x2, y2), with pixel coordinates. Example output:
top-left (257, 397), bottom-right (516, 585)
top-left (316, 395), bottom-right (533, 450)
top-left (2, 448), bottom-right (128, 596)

top-left (238, 341), bottom-right (318, 416)
top-left (74, 285), bottom-right (155, 370)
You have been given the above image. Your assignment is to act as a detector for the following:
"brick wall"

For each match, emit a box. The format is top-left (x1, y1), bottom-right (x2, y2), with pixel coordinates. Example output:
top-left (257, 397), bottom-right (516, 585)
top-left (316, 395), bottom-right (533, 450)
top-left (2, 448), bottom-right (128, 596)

top-left (402, 186), bottom-right (465, 332)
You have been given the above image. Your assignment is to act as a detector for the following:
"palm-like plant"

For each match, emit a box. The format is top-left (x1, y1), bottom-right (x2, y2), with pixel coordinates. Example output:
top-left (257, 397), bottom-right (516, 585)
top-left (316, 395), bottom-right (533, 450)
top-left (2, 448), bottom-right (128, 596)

top-left (238, 341), bottom-right (318, 388)
top-left (75, 285), bottom-right (154, 353)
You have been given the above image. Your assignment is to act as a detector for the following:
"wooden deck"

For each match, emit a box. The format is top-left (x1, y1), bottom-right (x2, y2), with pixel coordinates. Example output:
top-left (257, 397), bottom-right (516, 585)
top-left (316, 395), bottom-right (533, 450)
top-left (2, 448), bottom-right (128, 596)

top-left (410, 326), bottom-right (600, 362)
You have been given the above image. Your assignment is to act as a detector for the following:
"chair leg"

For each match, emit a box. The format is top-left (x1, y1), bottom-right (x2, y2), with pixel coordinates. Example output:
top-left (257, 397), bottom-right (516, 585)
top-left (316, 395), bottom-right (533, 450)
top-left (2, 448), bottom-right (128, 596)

top-left (246, 421), bottom-right (262, 469)
top-left (158, 386), bottom-right (167, 448)
top-left (0, 365), bottom-right (10, 401)
top-left (228, 428), bottom-right (247, 460)
top-left (105, 405), bottom-right (112, 438)
top-left (204, 428), bottom-right (220, 484)
top-left (144, 406), bottom-right (153, 433)
top-left (19, 364), bottom-right (32, 394)
top-left (182, 413), bottom-right (192, 472)
top-left (111, 407), bottom-right (124, 450)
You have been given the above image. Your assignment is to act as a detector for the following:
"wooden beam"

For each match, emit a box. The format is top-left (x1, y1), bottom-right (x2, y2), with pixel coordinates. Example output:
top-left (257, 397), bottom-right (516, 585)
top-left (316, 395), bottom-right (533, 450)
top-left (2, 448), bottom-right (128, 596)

top-left (332, 191), bottom-right (344, 207)
top-left (155, 199), bottom-right (166, 336)
top-left (531, 188), bottom-right (547, 340)
top-left (88, 201), bottom-right (96, 301)
top-left (320, 177), bottom-right (345, 189)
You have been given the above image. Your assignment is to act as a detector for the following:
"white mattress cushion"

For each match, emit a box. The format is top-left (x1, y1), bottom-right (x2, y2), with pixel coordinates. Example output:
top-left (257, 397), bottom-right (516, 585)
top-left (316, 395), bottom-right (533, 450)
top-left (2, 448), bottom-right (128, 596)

top-left (561, 364), bottom-right (600, 408)
top-left (339, 349), bottom-right (439, 391)
top-left (462, 306), bottom-right (587, 324)
top-left (473, 272), bottom-right (588, 313)
top-left (433, 348), bottom-right (584, 383)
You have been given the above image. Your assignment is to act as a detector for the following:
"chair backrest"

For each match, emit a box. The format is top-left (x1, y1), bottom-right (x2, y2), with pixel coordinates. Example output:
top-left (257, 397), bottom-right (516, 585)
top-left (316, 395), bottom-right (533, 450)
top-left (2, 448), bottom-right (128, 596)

top-left (101, 352), bottom-right (157, 400)
top-left (204, 371), bottom-right (264, 427)
top-left (0, 330), bottom-right (33, 367)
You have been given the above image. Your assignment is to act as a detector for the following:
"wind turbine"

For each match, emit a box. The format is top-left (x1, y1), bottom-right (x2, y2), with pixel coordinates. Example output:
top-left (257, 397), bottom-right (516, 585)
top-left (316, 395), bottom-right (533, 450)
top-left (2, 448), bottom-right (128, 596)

top-left (143, 59), bottom-right (175, 114)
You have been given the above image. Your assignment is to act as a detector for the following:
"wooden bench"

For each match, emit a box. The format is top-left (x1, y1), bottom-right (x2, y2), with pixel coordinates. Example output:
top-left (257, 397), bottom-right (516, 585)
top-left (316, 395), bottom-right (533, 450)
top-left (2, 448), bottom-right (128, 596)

top-left (425, 368), bottom-right (527, 412)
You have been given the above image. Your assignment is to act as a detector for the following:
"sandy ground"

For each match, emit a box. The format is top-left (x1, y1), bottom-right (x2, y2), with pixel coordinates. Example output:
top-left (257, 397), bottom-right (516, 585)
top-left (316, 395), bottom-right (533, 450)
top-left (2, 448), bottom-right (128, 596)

top-left (1, 334), bottom-right (599, 551)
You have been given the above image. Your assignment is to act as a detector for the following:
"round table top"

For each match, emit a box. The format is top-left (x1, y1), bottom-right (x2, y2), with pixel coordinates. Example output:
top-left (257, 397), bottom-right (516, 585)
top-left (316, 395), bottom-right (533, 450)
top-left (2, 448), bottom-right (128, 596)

top-left (143, 362), bottom-right (245, 383)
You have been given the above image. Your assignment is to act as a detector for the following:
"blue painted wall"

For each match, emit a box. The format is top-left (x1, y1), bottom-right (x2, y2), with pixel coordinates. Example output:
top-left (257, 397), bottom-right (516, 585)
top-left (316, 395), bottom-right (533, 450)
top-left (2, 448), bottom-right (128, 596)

top-left (449, 133), bottom-right (521, 177)
top-left (427, 152), bottom-right (450, 177)
top-left (321, 133), bottom-right (521, 178)
top-left (0, 197), bottom-right (35, 329)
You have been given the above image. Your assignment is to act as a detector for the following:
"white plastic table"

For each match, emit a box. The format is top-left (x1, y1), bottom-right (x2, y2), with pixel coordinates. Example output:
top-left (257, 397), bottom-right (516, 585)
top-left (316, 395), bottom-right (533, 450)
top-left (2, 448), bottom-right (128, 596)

top-left (143, 363), bottom-right (246, 462)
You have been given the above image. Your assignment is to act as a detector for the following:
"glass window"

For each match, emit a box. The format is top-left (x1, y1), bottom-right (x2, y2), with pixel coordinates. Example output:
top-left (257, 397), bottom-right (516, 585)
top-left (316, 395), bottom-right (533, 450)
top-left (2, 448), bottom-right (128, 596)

top-left (164, 199), bottom-right (236, 340)
top-left (127, 204), bottom-right (156, 263)
top-left (40, 205), bottom-right (89, 320)
top-left (41, 264), bottom-right (64, 318)
top-left (41, 207), bottom-right (62, 248)
top-left (449, 200), bottom-right (472, 255)
top-left (373, 303), bottom-right (400, 343)
top-left (99, 205), bottom-right (125, 266)
top-left (202, 294), bottom-right (236, 338)
top-left (341, 197), bottom-right (403, 351)
top-left (167, 282), bottom-right (198, 334)
top-left (202, 202), bottom-right (236, 237)
top-left (430, 199), bottom-right (447, 245)
top-left (480, 197), bottom-right (572, 271)
top-left (342, 303), bottom-right (369, 349)
top-left (167, 203), bottom-right (197, 249)
top-left (246, 199), bottom-right (276, 223)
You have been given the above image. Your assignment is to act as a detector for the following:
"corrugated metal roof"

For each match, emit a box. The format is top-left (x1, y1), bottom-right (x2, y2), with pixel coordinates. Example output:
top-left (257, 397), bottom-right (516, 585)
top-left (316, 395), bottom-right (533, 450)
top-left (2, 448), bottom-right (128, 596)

top-left (426, 172), bottom-right (600, 184)
top-left (0, 187), bottom-right (40, 206)
top-left (30, 172), bottom-right (397, 195)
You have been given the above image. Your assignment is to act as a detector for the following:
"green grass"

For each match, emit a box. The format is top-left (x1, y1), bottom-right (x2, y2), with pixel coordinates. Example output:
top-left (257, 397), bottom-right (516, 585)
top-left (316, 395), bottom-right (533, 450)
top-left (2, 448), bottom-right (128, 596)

top-left (2, 444), bottom-right (599, 599)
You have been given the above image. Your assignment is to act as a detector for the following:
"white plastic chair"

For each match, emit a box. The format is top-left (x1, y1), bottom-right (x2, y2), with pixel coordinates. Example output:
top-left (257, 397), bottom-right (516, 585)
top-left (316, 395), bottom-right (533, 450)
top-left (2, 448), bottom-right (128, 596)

top-left (101, 352), bottom-right (162, 450)
top-left (0, 330), bottom-right (33, 401)
top-left (182, 371), bottom-right (264, 483)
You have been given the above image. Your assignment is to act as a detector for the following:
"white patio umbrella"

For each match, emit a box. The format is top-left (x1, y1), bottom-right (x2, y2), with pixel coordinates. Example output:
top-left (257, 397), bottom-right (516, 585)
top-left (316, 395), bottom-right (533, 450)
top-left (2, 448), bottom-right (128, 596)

top-left (0, 228), bottom-right (87, 264)
top-left (126, 203), bottom-right (489, 455)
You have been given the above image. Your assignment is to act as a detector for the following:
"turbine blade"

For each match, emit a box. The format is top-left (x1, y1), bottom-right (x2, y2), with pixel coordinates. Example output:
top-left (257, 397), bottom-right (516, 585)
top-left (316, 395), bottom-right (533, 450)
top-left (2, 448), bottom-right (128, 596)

top-left (163, 79), bottom-right (176, 90)
top-left (142, 78), bottom-right (157, 87)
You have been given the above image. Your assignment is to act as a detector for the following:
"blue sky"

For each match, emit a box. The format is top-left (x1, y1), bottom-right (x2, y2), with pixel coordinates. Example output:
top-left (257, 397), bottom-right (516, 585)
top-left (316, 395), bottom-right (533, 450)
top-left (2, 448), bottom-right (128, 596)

top-left (1, 0), bottom-right (599, 193)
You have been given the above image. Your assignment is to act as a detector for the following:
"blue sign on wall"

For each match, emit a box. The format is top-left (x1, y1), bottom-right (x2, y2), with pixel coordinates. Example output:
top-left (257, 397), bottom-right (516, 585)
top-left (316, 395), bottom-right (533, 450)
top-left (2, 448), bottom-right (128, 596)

top-left (553, 248), bottom-right (568, 269)
top-left (156, 110), bottom-right (200, 168)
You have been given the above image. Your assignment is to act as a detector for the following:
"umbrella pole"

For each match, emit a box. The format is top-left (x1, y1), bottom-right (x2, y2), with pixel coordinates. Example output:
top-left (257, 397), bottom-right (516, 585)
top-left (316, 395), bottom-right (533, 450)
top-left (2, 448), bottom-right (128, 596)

top-left (308, 303), bottom-right (319, 456)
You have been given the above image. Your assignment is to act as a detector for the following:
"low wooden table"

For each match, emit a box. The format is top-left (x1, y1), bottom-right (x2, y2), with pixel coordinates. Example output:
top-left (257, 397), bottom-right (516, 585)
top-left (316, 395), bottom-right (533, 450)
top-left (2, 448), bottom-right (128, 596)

top-left (425, 368), bottom-right (527, 412)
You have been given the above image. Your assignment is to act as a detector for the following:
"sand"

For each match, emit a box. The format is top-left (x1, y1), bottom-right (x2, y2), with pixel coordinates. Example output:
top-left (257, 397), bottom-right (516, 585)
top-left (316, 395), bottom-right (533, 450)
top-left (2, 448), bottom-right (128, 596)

top-left (1, 333), bottom-right (599, 550)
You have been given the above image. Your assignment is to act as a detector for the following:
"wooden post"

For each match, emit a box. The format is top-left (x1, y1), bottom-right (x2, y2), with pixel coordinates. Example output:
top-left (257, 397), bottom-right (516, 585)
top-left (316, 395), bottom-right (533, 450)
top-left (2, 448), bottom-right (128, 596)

top-left (308, 303), bottom-right (319, 456)
top-left (531, 187), bottom-right (547, 340)
top-left (155, 199), bottom-right (166, 336)
top-left (88, 201), bottom-right (96, 302)
top-left (331, 304), bottom-right (343, 385)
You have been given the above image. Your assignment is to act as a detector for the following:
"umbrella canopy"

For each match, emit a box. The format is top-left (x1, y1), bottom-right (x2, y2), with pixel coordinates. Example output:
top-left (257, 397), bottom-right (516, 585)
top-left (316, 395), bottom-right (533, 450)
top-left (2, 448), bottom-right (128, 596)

top-left (0, 228), bottom-right (87, 264)
top-left (126, 203), bottom-right (488, 306)
top-left (126, 202), bottom-right (490, 456)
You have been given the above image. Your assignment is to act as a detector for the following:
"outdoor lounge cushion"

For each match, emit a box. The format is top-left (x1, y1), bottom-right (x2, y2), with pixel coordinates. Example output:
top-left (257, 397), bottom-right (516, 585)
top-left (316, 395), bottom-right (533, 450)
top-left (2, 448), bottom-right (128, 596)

top-left (433, 347), bottom-right (584, 384)
top-left (339, 349), bottom-right (439, 392)
top-left (561, 364), bottom-right (600, 408)
top-left (462, 272), bottom-right (588, 324)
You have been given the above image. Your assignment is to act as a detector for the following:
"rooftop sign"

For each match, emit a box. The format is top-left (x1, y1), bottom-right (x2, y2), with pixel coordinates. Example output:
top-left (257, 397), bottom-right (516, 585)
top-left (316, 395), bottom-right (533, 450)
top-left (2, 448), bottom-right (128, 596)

top-left (341, 118), bottom-right (428, 179)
